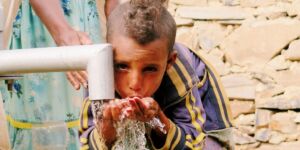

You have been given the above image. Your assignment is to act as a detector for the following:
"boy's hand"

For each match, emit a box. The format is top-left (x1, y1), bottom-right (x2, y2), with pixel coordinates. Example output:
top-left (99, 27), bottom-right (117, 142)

top-left (95, 99), bottom-right (129, 146)
top-left (125, 97), bottom-right (160, 122)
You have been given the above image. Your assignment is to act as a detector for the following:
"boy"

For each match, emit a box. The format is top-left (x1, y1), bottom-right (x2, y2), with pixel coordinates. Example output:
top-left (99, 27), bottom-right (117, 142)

top-left (80, 0), bottom-right (233, 149)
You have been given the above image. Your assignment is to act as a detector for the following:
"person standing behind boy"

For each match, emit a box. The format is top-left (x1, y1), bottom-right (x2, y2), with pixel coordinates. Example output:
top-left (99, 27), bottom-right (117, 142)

top-left (79, 0), bottom-right (233, 149)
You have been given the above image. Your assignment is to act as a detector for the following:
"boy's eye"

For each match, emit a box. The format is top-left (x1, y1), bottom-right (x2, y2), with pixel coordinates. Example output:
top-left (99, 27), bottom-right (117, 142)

top-left (143, 66), bottom-right (158, 72)
top-left (115, 63), bottom-right (128, 70)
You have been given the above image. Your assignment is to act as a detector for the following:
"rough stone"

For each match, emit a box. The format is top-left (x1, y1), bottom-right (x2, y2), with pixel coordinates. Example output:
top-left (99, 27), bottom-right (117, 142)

top-left (195, 22), bottom-right (230, 51)
top-left (233, 128), bottom-right (256, 145)
top-left (293, 113), bottom-right (300, 123)
top-left (289, 62), bottom-right (300, 73)
top-left (285, 132), bottom-right (300, 142)
top-left (255, 128), bottom-right (271, 142)
top-left (222, 0), bottom-right (240, 6)
top-left (273, 69), bottom-right (300, 87)
top-left (269, 111), bottom-right (297, 134)
top-left (176, 6), bottom-right (251, 20)
top-left (174, 17), bottom-right (194, 26)
top-left (256, 141), bottom-right (300, 150)
top-left (201, 51), bottom-right (230, 76)
top-left (255, 109), bottom-right (273, 128)
top-left (176, 27), bottom-right (198, 50)
top-left (234, 114), bottom-right (255, 126)
top-left (170, 0), bottom-right (207, 6)
top-left (254, 5), bottom-right (287, 20)
top-left (240, 0), bottom-right (276, 7)
top-left (236, 125), bottom-right (256, 135)
top-left (266, 55), bottom-right (290, 71)
top-left (221, 19), bottom-right (300, 68)
top-left (221, 74), bottom-right (256, 100)
top-left (234, 142), bottom-right (260, 150)
top-left (230, 65), bottom-right (248, 73)
top-left (285, 39), bottom-right (300, 61)
top-left (269, 131), bottom-right (286, 144)
top-left (287, 0), bottom-right (300, 17)
top-left (230, 100), bottom-right (255, 118)
top-left (256, 87), bottom-right (300, 109)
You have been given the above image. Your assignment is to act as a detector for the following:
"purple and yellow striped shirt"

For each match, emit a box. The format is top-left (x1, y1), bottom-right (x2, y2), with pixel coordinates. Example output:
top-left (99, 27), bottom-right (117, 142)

top-left (79, 43), bottom-right (233, 150)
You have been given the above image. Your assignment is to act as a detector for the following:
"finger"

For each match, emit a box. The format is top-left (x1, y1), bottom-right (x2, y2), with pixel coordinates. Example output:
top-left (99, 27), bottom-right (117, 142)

top-left (66, 72), bottom-right (80, 90)
top-left (78, 71), bottom-right (88, 88)
top-left (71, 71), bottom-right (88, 88)
top-left (129, 99), bottom-right (146, 121)
top-left (77, 31), bottom-right (92, 45)
top-left (78, 71), bottom-right (88, 80)
top-left (111, 103), bottom-right (122, 121)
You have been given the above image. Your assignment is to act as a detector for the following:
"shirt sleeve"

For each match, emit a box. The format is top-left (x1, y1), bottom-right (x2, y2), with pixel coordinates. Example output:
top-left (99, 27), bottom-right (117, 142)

top-left (156, 87), bottom-right (206, 150)
top-left (148, 46), bottom-right (233, 149)
top-left (79, 98), bottom-right (107, 150)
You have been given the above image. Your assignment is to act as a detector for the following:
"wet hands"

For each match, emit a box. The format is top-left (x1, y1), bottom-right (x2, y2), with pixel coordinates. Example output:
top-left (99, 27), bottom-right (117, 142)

top-left (100, 97), bottom-right (161, 122)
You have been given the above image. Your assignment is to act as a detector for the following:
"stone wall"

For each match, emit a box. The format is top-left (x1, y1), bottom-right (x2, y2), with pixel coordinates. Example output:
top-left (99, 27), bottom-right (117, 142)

top-left (167, 0), bottom-right (300, 149)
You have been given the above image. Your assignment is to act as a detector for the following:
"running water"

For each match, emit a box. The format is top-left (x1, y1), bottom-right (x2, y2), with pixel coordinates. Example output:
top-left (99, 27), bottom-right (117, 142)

top-left (91, 99), bottom-right (166, 150)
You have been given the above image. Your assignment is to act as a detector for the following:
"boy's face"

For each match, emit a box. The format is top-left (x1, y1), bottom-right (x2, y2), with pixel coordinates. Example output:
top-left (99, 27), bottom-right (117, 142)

top-left (110, 35), bottom-right (176, 98)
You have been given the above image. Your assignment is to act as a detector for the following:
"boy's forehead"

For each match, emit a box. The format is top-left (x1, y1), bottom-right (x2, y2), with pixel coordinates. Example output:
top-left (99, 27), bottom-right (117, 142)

top-left (112, 35), bottom-right (169, 61)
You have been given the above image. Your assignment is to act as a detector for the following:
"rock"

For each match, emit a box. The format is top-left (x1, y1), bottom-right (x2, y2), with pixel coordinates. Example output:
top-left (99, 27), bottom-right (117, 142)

top-left (266, 55), bottom-right (290, 71)
top-left (221, 19), bottom-right (300, 69)
top-left (255, 128), bottom-right (271, 142)
top-left (170, 0), bottom-right (207, 6)
top-left (240, 0), bottom-right (276, 7)
top-left (256, 87), bottom-right (300, 109)
top-left (230, 100), bottom-right (255, 118)
top-left (272, 70), bottom-right (300, 87)
top-left (269, 131), bottom-right (286, 144)
top-left (235, 142), bottom-right (260, 150)
top-left (269, 111), bottom-right (297, 134)
top-left (287, 0), bottom-right (300, 17)
top-left (236, 125), bottom-right (256, 135)
top-left (255, 109), bottom-right (273, 128)
top-left (233, 128), bottom-right (256, 145)
top-left (254, 5), bottom-right (287, 20)
top-left (174, 17), bottom-right (194, 26)
top-left (251, 71), bottom-right (276, 85)
top-left (208, 48), bottom-right (225, 59)
top-left (293, 113), bottom-right (300, 123)
top-left (221, 74), bottom-right (256, 100)
top-left (289, 62), bottom-right (300, 73)
top-left (176, 27), bottom-right (198, 50)
top-left (222, 0), bottom-right (240, 6)
top-left (194, 22), bottom-right (230, 51)
top-left (285, 39), bottom-right (300, 61)
top-left (167, 2), bottom-right (177, 16)
top-left (176, 6), bottom-right (251, 20)
top-left (256, 141), bottom-right (300, 150)
top-left (229, 65), bottom-right (248, 73)
top-left (285, 132), bottom-right (300, 142)
top-left (200, 51), bottom-right (230, 76)
top-left (234, 114), bottom-right (255, 126)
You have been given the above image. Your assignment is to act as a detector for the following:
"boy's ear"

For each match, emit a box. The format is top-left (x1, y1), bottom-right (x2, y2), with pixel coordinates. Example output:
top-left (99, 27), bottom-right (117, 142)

top-left (166, 51), bottom-right (177, 70)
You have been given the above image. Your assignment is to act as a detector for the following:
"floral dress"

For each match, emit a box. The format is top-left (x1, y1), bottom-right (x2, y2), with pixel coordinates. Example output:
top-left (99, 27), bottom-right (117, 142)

top-left (0, 0), bottom-right (103, 149)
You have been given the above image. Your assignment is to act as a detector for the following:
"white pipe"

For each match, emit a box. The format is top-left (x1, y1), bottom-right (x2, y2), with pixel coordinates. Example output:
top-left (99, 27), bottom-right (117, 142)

top-left (0, 44), bottom-right (114, 100)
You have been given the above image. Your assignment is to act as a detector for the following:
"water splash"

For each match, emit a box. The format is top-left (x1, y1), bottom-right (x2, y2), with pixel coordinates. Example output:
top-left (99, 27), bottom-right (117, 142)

top-left (91, 100), bottom-right (166, 149)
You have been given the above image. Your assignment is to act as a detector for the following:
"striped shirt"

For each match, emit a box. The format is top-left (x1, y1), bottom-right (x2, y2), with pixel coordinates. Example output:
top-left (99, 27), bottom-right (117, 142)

top-left (79, 43), bottom-right (233, 150)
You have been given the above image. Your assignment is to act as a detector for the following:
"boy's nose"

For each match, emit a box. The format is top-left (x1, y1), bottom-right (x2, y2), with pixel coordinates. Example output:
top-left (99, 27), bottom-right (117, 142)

top-left (128, 72), bottom-right (142, 92)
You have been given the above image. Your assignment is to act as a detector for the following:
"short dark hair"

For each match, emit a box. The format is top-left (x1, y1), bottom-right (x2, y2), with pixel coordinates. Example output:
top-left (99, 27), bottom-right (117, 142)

top-left (107, 0), bottom-right (176, 52)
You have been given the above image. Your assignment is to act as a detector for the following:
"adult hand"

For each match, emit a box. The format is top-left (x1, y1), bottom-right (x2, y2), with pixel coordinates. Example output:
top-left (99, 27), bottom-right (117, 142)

top-left (54, 29), bottom-right (92, 90)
